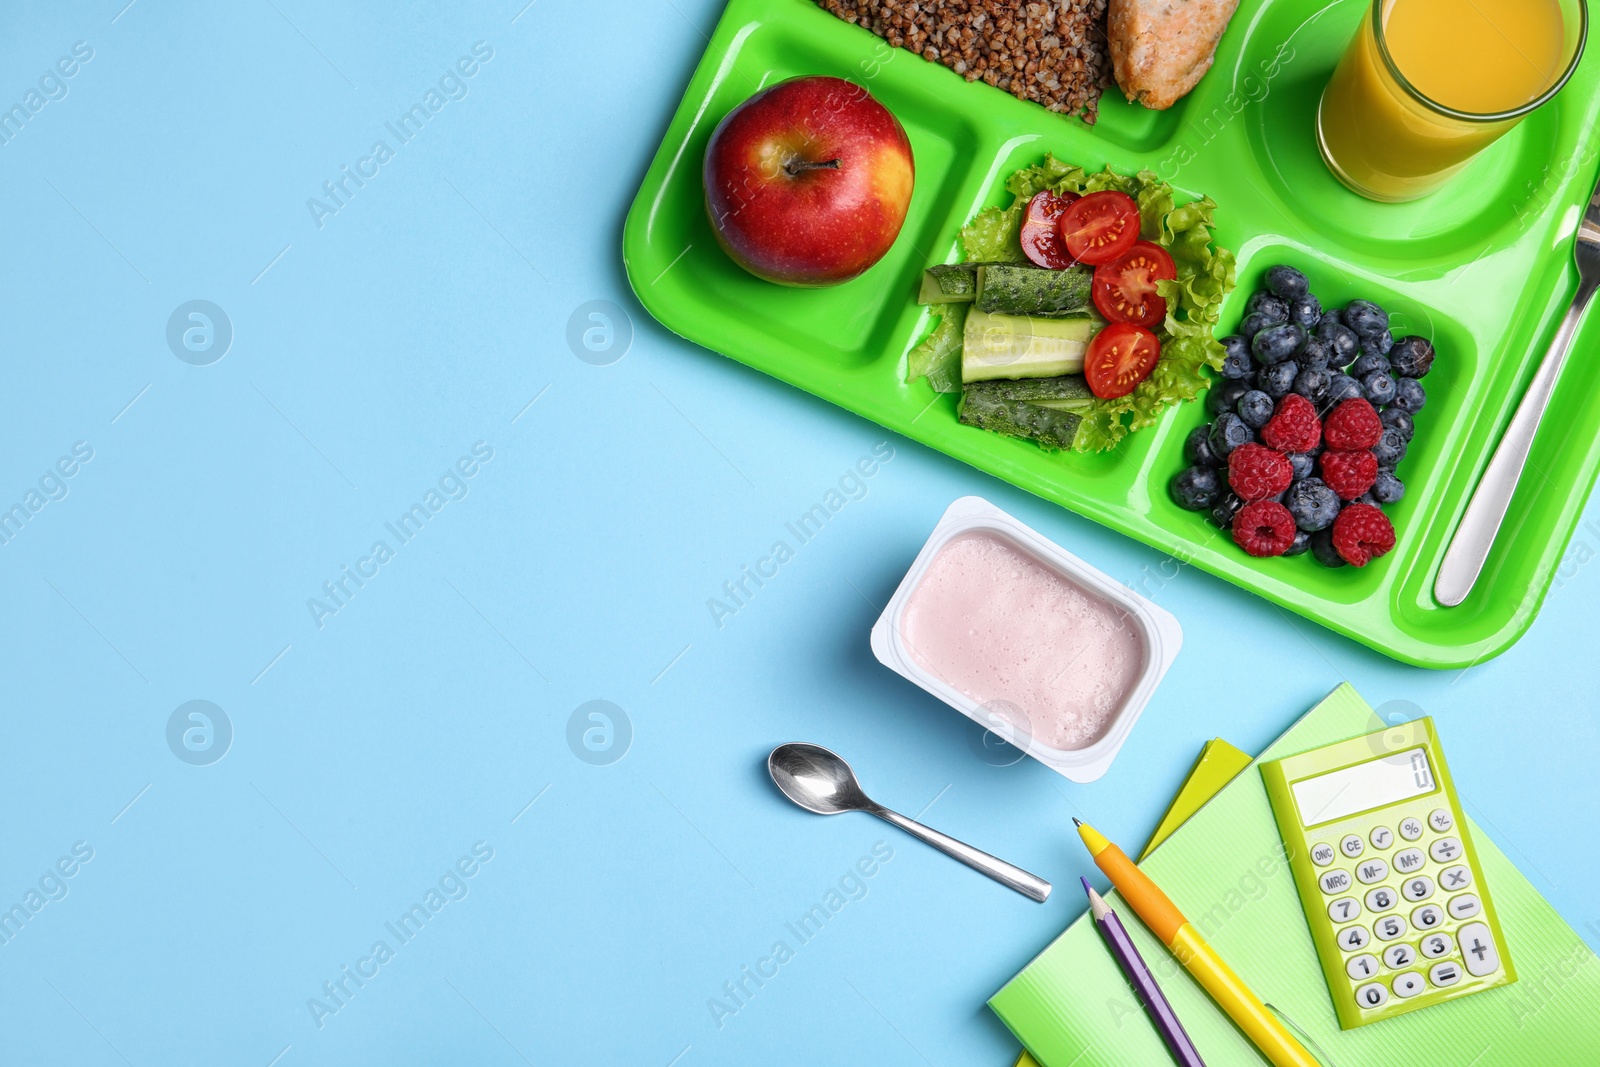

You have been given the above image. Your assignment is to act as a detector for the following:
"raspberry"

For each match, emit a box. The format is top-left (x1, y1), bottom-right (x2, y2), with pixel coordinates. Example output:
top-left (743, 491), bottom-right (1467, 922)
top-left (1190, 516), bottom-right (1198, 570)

top-left (1320, 449), bottom-right (1379, 500)
top-left (1228, 443), bottom-right (1293, 502)
top-left (1260, 394), bottom-right (1321, 452)
top-left (1331, 503), bottom-right (1396, 567)
top-left (1233, 501), bottom-right (1297, 557)
top-left (1323, 398), bottom-right (1383, 450)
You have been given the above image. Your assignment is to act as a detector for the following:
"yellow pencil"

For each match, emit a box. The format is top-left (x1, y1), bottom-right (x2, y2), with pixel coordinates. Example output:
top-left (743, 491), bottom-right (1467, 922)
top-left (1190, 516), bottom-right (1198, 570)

top-left (1075, 819), bottom-right (1320, 1067)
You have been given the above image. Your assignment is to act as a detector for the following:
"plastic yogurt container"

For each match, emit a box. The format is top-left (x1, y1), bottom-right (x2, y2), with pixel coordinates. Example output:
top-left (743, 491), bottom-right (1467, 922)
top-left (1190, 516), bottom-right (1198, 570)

top-left (870, 496), bottom-right (1182, 783)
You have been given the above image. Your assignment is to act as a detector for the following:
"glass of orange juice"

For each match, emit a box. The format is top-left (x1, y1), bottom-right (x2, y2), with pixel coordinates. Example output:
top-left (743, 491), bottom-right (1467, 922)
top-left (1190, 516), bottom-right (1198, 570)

top-left (1318, 0), bottom-right (1589, 202)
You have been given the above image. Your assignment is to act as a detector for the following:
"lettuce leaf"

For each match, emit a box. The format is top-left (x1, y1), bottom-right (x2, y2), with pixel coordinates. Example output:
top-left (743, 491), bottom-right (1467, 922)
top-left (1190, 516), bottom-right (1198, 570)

top-left (907, 305), bottom-right (967, 394)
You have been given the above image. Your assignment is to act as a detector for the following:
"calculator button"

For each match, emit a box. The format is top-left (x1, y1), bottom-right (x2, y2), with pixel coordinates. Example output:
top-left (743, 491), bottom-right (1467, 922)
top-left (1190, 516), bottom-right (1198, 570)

top-left (1356, 859), bottom-right (1389, 884)
top-left (1341, 834), bottom-right (1365, 858)
top-left (1355, 982), bottom-right (1389, 1009)
top-left (1411, 904), bottom-right (1446, 931)
top-left (1399, 817), bottom-right (1425, 841)
top-left (1347, 953), bottom-right (1380, 980)
top-left (1321, 869), bottom-right (1354, 894)
top-left (1374, 915), bottom-right (1408, 941)
top-left (1439, 865), bottom-right (1473, 891)
top-left (1365, 887), bottom-right (1397, 913)
top-left (1448, 893), bottom-right (1482, 920)
top-left (1429, 961), bottom-right (1463, 987)
top-left (1328, 897), bottom-right (1362, 923)
top-left (1420, 933), bottom-right (1453, 959)
top-left (1383, 943), bottom-right (1417, 969)
top-left (1428, 808), bottom-right (1454, 833)
top-left (1392, 972), bottom-right (1425, 998)
top-left (1458, 923), bottom-right (1501, 977)
top-left (1369, 826), bottom-right (1394, 850)
top-left (1430, 837), bottom-right (1463, 863)
top-left (1339, 924), bottom-right (1372, 951)
top-left (1402, 876), bottom-right (1435, 902)
top-left (1311, 842), bottom-right (1337, 867)
top-left (1393, 848), bottom-right (1427, 874)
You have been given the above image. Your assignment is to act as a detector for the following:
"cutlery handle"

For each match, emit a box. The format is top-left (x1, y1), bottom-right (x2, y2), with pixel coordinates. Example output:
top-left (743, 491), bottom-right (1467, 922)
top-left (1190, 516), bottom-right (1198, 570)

top-left (1436, 276), bottom-right (1600, 607)
top-left (873, 807), bottom-right (1052, 902)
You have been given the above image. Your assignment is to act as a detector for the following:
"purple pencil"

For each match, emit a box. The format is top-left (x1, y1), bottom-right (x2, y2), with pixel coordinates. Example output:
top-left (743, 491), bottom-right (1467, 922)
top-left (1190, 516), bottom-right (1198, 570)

top-left (1083, 877), bottom-right (1208, 1067)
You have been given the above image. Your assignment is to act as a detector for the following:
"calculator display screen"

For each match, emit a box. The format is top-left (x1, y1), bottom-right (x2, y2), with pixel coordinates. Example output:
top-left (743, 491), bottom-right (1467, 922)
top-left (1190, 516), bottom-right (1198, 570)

top-left (1291, 748), bottom-right (1435, 826)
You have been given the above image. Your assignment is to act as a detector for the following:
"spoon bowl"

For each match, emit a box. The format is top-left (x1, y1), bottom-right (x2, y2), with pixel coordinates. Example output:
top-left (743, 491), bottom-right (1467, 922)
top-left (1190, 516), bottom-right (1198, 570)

top-left (767, 742), bottom-right (873, 815)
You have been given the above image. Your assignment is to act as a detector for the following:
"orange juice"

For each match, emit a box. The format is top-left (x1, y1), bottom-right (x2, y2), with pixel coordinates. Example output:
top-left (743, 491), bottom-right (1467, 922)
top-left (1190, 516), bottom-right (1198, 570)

top-left (1318, 0), bottom-right (1581, 202)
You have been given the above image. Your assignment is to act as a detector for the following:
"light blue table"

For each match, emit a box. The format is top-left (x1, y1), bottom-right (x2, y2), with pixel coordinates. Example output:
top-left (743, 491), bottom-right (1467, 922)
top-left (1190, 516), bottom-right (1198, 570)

top-left (2, 2), bottom-right (1596, 1064)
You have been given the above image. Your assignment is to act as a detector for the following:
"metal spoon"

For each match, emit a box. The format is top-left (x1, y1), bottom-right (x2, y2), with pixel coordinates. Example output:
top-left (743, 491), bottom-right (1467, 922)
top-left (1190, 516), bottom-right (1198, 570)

top-left (766, 743), bottom-right (1052, 902)
top-left (1435, 175), bottom-right (1600, 606)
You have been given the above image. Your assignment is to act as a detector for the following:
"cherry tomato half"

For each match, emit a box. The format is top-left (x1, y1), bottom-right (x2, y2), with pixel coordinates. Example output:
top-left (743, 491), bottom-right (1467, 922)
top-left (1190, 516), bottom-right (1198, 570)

top-left (1019, 190), bottom-right (1080, 269)
top-left (1084, 322), bottom-right (1162, 399)
top-left (1092, 241), bottom-right (1177, 328)
top-left (1057, 190), bottom-right (1141, 266)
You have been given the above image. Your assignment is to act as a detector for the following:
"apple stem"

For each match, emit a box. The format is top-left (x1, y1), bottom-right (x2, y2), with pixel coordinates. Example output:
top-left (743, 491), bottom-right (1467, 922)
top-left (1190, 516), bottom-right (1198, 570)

top-left (784, 158), bottom-right (841, 176)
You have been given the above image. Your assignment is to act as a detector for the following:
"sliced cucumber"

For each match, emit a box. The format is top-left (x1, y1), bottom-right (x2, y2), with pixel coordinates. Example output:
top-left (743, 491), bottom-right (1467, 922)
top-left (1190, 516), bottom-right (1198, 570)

top-left (958, 390), bottom-right (1082, 451)
top-left (976, 264), bottom-right (1093, 317)
top-left (918, 263), bottom-right (983, 304)
top-left (973, 374), bottom-right (1095, 406)
top-left (962, 309), bottom-right (1094, 382)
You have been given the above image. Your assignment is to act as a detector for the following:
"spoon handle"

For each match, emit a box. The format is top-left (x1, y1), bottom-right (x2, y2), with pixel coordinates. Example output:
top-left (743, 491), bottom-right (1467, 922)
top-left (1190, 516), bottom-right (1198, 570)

top-left (873, 807), bottom-right (1052, 902)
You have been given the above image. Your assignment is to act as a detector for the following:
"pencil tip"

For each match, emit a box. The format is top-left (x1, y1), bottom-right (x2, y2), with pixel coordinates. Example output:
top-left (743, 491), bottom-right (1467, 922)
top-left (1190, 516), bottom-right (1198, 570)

top-left (1072, 817), bottom-right (1083, 827)
top-left (1080, 875), bottom-right (1091, 894)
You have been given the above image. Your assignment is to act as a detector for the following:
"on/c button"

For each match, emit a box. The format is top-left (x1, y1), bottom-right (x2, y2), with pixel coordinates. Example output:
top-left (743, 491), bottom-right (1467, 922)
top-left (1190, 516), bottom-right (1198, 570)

top-left (1458, 922), bottom-right (1501, 977)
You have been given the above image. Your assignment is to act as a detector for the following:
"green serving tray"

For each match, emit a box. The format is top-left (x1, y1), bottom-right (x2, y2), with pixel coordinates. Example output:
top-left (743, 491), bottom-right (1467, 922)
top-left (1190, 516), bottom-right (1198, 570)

top-left (623, 0), bottom-right (1600, 669)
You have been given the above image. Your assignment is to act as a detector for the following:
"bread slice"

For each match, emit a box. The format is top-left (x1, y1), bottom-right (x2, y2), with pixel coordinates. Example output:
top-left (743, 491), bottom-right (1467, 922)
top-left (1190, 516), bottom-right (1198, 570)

top-left (1108, 0), bottom-right (1241, 110)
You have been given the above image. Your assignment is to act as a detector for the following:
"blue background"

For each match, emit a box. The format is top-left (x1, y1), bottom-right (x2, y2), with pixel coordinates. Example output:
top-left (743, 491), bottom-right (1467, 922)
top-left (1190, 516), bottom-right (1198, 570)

top-left (1, 2), bottom-right (1596, 1065)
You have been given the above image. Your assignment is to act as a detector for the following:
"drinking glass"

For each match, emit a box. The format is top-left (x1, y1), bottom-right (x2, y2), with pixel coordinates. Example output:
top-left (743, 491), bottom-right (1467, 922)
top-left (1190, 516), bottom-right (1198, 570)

top-left (1317, 0), bottom-right (1589, 203)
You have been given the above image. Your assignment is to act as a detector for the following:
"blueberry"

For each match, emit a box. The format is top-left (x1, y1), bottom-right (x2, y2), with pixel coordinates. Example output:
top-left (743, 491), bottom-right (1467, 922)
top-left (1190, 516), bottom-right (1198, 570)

top-left (1246, 291), bottom-right (1290, 324)
top-left (1361, 328), bottom-right (1395, 357)
top-left (1258, 359), bottom-right (1298, 399)
top-left (1370, 469), bottom-right (1405, 504)
top-left (1236, 389), bottom-right (1274, 429)
top-left (1295, 336), bottom-right (1332, 371)
top-left (1207, 379), bottom-right (1251, 416)
top-left (1322, 373), bottom-right (1363, 407)
top-left (1252, 323), bottom-right (1305, 365)
top-left (1372, 427), bottom-right (1408, 467)
top-left (1289, 294), bottom-right (1323, 330)
top-left (1208, 413), bottom-right (1254, 458)
top-left (1293, 366), bottom-right (1331, 404)
top-left (1343, 299), bottom-right (1389, 336)
top-left (1184, 424), bottom-right (1222, 467)
top-left (1392, 377), bottom-right (1426, 414)
top-left (1284, 529), bottom-right (1313, 557)
top-left (1266, 265), bottom-right (1310, 300)
top-left (1288, 451), bottom-right (1316, 481)
top-left (1318, 308), bottom-right (1344, 331)
top-left (1390, 336), bottom-right (1436, 378)
top-left (1318, 322), bottom-right (1361, 368)
top-left (1380, 406), bottom-right (1415, 440)
top-left (1171, 466), bottom-right (1223, 512)
top-left (1285, 477), bottom-right (1342, 532)
top-left (1310, 529), bottom-right (1347, 567)
top-left (1220, 345), bottom-right (1255, 383)
top-left (1210, 491), bottom-right (1245, 529)
top-left (1349, 352), bottom-right (1391, 380)
top-left (1238, 312), bottom-right (1275, 341)
top-left (1361, 371), bottom-right (1397, 407)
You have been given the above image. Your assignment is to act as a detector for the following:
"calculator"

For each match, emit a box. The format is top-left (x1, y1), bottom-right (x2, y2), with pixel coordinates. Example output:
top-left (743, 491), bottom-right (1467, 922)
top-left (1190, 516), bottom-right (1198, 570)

top-left (1261, 717), bottom-right (1515, 1029)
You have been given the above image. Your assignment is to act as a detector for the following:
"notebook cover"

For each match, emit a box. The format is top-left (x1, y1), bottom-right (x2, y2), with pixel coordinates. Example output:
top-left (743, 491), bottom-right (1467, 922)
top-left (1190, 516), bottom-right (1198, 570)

top-left (1140, 738), bottom-right (1255, 863)
top-left (991, 683), bottom-right (1600, 1066)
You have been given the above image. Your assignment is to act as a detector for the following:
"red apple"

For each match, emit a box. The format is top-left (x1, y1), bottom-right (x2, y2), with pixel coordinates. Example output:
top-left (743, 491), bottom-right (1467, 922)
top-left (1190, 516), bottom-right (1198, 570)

top-left (703, 76), bottom-right (914, 287)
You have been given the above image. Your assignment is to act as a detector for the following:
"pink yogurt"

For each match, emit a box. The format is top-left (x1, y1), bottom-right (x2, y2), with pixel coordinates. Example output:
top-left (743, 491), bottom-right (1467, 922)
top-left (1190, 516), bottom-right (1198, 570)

top-left (899, 532), bottom-right (1145, 750)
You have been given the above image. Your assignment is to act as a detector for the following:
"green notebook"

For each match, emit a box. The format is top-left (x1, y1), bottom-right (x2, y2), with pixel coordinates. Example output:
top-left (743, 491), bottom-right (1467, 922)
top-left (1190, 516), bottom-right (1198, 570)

top-left (991, 684), bottom-right (1600, 1066)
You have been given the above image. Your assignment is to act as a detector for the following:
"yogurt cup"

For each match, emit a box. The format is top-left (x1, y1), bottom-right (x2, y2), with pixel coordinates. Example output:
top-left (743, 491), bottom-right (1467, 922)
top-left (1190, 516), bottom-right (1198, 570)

top-left (870, 496), bottom-right (1182, 783)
